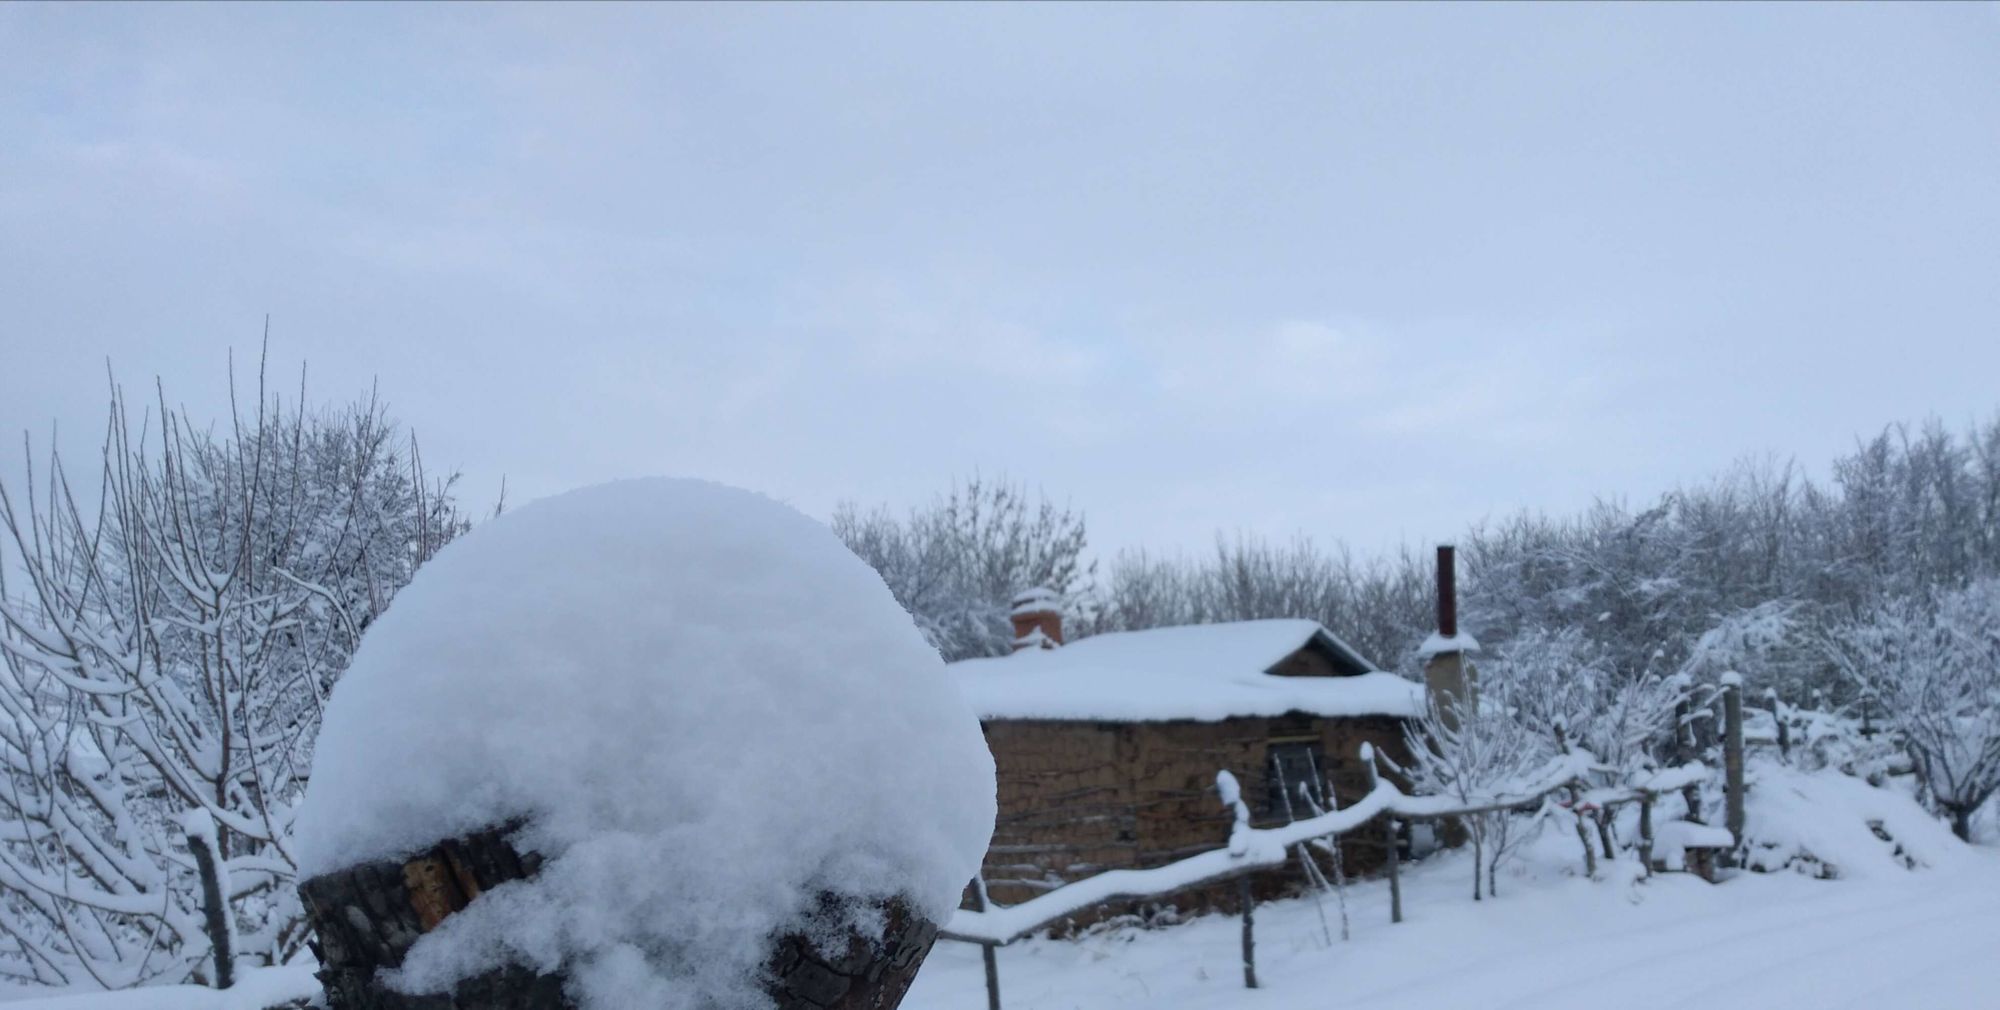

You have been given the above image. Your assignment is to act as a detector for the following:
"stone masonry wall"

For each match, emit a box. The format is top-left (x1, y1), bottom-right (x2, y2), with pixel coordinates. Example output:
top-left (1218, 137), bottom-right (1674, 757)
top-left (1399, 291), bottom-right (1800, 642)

top-left (978, 713), bottom-right (1415, 922)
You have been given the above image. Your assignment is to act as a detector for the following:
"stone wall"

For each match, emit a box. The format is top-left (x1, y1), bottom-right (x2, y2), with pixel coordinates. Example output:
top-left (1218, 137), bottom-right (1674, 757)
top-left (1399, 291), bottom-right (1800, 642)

top-left (981, 720), bottom-right (1139, 906)
top-left (978, 712), bottom-right (1414, 921)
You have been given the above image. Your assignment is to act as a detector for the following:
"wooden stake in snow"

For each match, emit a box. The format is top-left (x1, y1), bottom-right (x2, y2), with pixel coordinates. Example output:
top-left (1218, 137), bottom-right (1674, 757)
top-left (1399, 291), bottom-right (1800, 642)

top-left (969, 877), bottom-right (1003, 1010)
top-left (1363, 747), bottom-right (1402, 925)
top-left (1766, 688), bottom-right (1790, 761)
top-left (1638, 794), bottom-right (1656, 876)
top-left (1384, 818), bottom-right (1403, 925)
top-left (1238, 875), bottom-right (1258, 991)
top-left (1722, 672), bottom-right (1747, 859)
top-left (1217, 771), bottom-right (1258, 990)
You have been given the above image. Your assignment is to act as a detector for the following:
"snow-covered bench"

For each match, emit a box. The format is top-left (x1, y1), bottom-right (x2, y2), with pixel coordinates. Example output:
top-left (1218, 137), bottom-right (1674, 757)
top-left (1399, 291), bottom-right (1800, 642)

top-left (1652, 820), bottom-right (1736, 881)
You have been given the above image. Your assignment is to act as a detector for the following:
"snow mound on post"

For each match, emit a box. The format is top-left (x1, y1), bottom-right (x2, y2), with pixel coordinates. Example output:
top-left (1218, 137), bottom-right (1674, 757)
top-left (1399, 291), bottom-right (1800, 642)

top-left (295, 477), bottom-right (996, 1009)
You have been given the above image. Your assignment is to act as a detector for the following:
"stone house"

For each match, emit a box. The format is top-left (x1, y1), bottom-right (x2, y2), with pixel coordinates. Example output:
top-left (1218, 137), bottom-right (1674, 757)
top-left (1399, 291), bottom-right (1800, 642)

top-left (948, 595), bottom-right (1425, 916)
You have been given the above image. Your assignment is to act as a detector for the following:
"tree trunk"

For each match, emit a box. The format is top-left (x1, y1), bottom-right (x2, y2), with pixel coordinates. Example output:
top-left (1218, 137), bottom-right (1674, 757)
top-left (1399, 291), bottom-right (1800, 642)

top-left (1568, 788), bottom-right (1597, 879)
top-left (1951, 806), bottom-right (1972, 842)
top-left (187, 827), bottom-right (233, 990)
top-left (299, 824), bottom-right (939, 1010)
top-left (1471, 830), bottom-right (1483, 902)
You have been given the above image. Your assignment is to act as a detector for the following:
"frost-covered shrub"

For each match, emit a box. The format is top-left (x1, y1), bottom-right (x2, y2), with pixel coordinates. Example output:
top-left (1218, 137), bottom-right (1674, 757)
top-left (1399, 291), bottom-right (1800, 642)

top-left (0, 375), bottom-right (464, 989)
top-left (1394, 693), bottom-right (1549, 900)
top-left (296, 478), bottom-right (997, 1010)
top-left (1748, 700), bottom-right (1904, 783)
top-left (1738, 761), bottom-right (1969, 880)
top-left (832, 478), bottom-right (1092, 662)
top-left (1822, 580), bottom-right (2000, 840)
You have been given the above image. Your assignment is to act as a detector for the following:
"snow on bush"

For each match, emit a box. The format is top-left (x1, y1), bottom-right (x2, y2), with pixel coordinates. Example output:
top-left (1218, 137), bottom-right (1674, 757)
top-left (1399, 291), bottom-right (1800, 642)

top-left (1740, 760), bottom-right (1968, 880)
top-left (294, 477), bottom-right (997, 1009)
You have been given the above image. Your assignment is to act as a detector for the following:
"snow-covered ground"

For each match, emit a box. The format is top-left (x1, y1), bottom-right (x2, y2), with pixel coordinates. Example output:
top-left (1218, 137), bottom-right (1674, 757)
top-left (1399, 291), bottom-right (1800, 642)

top-left (13, 844), bottom-right (1995, 1010)
top-left (909, 831), bottom-right (2000, 1010)
top-left (6, 775), bottom-right (1994, 1010)
top-left (0, 966), bottom-right (317, 1009)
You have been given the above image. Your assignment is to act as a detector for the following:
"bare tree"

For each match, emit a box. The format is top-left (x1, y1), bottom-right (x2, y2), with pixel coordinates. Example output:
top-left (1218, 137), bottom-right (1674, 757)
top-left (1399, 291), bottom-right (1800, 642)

top-left (832, 477), bottom-right (1092, 661)
top-left (1822, 580), bottom-right (2000, 840)
top-left (1463, 414), bottom-right (2000, 705)
top-left (0, 359), bottom-right (465, 989)
top-left (1087, 535), bottom-right (1432, 672)
top-left (1393, 695), bottom-right (1548, 901)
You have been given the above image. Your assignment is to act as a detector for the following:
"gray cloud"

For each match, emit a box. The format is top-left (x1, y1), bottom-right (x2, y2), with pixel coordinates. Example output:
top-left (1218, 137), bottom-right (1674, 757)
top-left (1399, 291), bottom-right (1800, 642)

top-left (3, 3), bottom-right (1997, 559)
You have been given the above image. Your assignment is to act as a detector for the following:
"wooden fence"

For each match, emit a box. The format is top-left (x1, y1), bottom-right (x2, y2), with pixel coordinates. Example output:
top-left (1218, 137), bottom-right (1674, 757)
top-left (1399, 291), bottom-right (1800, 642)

top-left (940, 679), bottom-right (1749, 1010)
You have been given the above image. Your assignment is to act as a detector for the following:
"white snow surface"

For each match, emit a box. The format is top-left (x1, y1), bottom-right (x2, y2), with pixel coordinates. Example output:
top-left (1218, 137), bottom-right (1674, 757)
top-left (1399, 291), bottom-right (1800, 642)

top-left (14, 770), bottom-right (1996, 1010)
top-left (909, 804), bottom-right (2000, 1010)
top-left (293, 477), bottom-right (996, 1010)
top-left (950, 619), bottom-right (1417, 722)
top-left (1741, 760), bottom-right (1970, 879)
top-left (1652, 820), bottom-right (1736, 871)
top-left (0, 965), bottom-right (319, 1010)
top-left (910, 846), bottom-right (2000, 1010)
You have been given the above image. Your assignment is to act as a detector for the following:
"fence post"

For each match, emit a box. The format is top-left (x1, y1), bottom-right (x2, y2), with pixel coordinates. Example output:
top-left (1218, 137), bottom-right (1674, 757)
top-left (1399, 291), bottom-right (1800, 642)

top-left (1553, 724), bottom-right (1599, 875)
top-left (1361, 747), bottom-right (1401, 925)
top-left (1638, 793), bottom-right (1655, 876)
top-left (1673, 680), bottom-right (1705, 824)
top-left (1384, 817), bottom-right (1403, 924)
top-left (1238, 874), bottom-right (1258, 990)
top-left (1722, 674), bottom-right (1746, 859)
top-left (968, 878), bottom-right (1002, 1010)
top-left (1766, 688), bottom-right (1789, 761)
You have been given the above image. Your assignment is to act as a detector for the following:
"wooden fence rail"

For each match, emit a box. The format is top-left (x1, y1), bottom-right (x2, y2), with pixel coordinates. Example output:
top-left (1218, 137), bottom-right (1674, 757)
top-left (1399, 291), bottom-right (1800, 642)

top-left (940, 751), bottom-right (1715, 1010)
top-left (943, 678), bottom-right (1752, 1010)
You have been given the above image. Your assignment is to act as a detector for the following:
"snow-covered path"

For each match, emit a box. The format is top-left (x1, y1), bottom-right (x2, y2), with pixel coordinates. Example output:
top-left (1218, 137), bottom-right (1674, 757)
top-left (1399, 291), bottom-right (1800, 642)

top-left (907, 842), bottom-right (2000, 1010)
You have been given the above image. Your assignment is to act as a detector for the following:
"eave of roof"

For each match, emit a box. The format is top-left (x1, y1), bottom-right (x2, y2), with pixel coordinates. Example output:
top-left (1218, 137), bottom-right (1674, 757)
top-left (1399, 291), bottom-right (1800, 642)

top-left (947, 618), bottom-right (1424, 723)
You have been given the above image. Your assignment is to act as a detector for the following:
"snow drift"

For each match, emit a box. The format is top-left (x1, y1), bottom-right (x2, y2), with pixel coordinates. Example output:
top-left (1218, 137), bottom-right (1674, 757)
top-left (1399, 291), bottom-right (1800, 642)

top-left (1741, 759), bottom-right (1968, 880)
top-left (295, 477), bottom-right (997, 1009)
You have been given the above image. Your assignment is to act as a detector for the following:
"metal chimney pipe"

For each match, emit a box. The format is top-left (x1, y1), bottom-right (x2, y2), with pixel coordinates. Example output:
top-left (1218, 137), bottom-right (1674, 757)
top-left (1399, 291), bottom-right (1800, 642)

top-left (1436, 545), bottom-right (1457, 638)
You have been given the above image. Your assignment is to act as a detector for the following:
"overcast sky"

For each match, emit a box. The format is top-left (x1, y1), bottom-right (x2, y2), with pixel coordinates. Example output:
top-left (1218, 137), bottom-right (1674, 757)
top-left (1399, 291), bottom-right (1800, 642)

top-left (4, 3), bottom-right (1998, 560)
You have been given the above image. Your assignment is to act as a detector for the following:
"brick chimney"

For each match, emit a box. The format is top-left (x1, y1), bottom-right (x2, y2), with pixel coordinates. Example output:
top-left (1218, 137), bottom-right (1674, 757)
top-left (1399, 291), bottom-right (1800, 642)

top-left (1010, 587), bottom-right (1063, 651)
top-left (1420, 544), bottom-right (1478, 725)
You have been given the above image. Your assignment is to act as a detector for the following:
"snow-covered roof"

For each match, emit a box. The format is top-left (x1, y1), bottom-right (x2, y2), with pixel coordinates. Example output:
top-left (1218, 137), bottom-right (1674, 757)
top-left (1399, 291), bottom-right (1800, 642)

top-left (949, 618), bottom-right (1424, 722)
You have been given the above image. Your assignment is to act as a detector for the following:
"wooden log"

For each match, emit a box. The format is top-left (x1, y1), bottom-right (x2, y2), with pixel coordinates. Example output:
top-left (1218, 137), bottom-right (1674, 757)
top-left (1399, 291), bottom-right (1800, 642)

top-left (299, 824), bottom-right (939, 1010)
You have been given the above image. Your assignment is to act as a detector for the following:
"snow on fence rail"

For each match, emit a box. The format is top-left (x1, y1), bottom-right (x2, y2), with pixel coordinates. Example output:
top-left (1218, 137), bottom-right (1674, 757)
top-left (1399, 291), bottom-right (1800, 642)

top-left (939, 748), bottom-right (1714, 1010)
top-left (942, 751), bottom-right (1704, 946)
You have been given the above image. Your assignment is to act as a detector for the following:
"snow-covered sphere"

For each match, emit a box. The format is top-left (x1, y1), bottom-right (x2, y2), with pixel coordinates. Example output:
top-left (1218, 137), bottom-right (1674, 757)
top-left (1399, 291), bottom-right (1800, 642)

top-left (296, 477), bottom-right (996, 1009)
